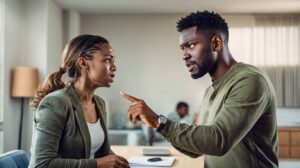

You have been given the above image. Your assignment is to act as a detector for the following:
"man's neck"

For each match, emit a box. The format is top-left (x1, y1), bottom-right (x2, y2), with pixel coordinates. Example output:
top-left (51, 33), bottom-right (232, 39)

top-left (210, 53), bottom-right (237, 82)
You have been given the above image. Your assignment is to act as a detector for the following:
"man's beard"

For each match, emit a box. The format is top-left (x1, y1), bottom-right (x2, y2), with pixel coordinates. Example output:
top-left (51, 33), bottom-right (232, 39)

top-left (191, 52), bottom-right (218, 79)
top-left (191, 62), bottom-right (208, 79)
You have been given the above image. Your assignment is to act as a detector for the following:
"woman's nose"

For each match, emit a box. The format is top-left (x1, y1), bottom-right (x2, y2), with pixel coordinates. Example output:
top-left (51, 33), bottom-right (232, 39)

top-left (110, 62), bottom-right (117, 72)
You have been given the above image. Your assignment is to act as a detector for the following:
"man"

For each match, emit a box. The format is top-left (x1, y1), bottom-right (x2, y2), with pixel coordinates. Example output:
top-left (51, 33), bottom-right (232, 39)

top-left (121, 11), bottom-right (278, 168)
top-left (168, 102), bottom-right (190, 123)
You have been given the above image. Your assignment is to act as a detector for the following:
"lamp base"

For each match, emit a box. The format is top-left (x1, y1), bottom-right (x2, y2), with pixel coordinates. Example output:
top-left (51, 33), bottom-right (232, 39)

top-left (18, 98), bottom-right (24, 149)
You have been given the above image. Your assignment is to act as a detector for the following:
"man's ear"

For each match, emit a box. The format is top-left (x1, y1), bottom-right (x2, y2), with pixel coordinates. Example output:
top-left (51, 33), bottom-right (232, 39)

top-left (211, 35), bottom-right (223, 52)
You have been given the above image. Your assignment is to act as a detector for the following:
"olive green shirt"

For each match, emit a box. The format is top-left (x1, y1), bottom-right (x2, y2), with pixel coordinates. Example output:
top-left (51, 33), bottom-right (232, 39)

top-left (158, 63), bottom-right (278, 168)
top-left (29, 86), bottom-right (114, 168)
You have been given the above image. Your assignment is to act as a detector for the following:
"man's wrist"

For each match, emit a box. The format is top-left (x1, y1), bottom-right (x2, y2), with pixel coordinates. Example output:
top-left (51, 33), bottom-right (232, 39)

top-left (157, 115), bottom-right (168, 131)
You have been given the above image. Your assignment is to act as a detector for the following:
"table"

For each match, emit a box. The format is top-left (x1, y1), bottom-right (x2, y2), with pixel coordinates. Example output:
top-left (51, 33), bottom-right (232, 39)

top-left (111, 145), bottom-right (204, 168)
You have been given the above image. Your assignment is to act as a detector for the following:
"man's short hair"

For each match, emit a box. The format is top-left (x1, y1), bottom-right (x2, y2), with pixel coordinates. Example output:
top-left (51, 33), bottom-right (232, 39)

top-left (176, 10), bottom-right (229, 42)
top-left (176, 102), bottom-right (189, 110)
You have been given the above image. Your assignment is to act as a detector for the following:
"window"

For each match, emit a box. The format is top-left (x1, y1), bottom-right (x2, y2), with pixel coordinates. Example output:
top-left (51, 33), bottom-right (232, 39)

top-left (229, 15), bottom-right (300, 107)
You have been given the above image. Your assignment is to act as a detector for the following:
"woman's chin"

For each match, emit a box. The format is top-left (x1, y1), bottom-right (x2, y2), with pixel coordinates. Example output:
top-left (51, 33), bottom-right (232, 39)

top-left (106, 82), bottom-right (113, 87)
top-left (97, 82), bottom-right (113, 88)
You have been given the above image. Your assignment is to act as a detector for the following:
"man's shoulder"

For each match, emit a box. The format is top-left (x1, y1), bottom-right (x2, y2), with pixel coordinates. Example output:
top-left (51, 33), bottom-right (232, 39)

top-left (230, 63), bottom-right (276, 99)
top-left (233, 63), bottom-right (271, 85)
top-left (237, 63), bottom-right (267, 76)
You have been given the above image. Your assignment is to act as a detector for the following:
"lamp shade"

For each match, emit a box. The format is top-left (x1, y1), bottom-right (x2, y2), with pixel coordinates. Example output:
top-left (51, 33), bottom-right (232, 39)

top-left (11, 67), bottom-right (39, 98)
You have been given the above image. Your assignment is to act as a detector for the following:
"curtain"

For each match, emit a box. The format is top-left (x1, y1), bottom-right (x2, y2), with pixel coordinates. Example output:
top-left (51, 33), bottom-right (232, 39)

top-left (229, 15), bottom-right (300, 107)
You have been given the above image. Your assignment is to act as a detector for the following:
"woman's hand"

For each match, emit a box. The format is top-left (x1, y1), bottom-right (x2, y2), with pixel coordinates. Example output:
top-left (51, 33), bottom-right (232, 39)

top-left (96, 155), bottom-right (130, 168)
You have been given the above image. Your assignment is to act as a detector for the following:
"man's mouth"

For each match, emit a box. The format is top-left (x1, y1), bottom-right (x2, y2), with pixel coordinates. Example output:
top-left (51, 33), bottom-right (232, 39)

top-left (186, 62), bottom-right (194, 72)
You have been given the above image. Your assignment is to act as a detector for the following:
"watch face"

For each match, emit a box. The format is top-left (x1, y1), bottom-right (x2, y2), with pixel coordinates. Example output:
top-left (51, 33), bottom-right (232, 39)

top-left (160, 115), bottom-right (168, 124)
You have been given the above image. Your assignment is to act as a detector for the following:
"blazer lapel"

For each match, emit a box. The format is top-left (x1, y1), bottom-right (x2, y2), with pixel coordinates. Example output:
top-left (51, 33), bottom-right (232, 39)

top-left (66, 86), bottom-right (91, 158)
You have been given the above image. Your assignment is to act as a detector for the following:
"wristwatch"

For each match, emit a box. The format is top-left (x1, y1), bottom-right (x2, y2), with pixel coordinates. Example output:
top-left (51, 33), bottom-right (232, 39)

top-left (157, 115), bottom-right (168, 130)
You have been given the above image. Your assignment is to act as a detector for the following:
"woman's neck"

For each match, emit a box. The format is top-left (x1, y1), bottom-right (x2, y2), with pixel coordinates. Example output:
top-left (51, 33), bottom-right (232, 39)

top-left (73, 78), bottom-right (95, 104)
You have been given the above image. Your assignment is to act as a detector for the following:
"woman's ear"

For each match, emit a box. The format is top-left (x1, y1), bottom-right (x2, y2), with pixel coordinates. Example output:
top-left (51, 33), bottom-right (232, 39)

top-left (211, 35), bottom-right (223, 52)
top-left (76, 57), bottom-right (89, 71)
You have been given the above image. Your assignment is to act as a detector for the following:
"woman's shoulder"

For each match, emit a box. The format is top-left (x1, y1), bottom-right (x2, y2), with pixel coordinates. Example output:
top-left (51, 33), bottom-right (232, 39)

top-left (39, 88), bottom-right (72, 109)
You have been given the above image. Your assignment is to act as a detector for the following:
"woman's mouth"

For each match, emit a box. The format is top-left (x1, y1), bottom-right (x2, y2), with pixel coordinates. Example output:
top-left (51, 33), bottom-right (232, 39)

top-left (109, 74), bottom-right (115, 82)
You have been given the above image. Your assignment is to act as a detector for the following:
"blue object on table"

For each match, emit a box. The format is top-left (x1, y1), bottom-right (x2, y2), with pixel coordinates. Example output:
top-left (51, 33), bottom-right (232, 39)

top-left (147, 157), bottom-right (162, 162)
top-left (0, 150), bottom-right (29, 168)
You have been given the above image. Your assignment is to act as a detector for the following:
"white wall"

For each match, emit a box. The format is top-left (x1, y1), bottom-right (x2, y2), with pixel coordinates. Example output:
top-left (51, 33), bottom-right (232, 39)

top-left (21, 0), bottom-right (65, 153)
top-left (2, 0), bottom-right (22, 152)
top-left (64, 10), bottom-right (80, 43)
top-left (0, 0), bottom-right (4, 152)
top-left (2, 0), bottom-right (65, 153)
top-left (81, 14), bottom-right (212, 128)
top-left (19, 0), bottom-right (47, 73)
top-left (18, 0), bottom-right (48, 154)
top-left (47, 0), bottom-right (63, 74)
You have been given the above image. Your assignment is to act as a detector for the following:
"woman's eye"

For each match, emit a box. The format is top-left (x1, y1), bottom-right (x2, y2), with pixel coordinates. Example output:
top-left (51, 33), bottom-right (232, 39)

top-left (104, 58), bottom-right (115, 64)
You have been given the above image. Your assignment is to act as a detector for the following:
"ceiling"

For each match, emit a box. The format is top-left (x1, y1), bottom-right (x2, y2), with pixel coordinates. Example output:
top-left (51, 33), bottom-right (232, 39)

top-left (52, 0), bottom-right (300, 14)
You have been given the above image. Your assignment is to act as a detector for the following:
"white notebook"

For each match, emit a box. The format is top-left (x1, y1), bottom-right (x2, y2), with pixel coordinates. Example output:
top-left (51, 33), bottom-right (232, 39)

top-left (129, 157), bottom-right (176, 167)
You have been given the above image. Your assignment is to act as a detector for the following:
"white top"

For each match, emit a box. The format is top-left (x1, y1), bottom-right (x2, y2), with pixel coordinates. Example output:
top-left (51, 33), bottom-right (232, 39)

top-left (87, 119), bottom-right (105, 159)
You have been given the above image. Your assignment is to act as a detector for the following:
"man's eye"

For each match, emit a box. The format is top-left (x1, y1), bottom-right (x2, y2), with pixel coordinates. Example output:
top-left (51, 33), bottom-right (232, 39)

top-left (189, 44), bottom-right (195, 49)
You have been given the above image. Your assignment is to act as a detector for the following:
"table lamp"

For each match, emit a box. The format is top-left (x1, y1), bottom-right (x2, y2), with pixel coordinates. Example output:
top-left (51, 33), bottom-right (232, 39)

top-left (11, 67), bottom-right (39, 149)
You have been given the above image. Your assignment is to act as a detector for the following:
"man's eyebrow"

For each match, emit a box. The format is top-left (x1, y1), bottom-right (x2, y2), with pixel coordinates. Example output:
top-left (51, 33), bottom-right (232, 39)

top-left (180, 40), bottom-right (189, 47)
top-left (105, 55), bottom-right (115, 59)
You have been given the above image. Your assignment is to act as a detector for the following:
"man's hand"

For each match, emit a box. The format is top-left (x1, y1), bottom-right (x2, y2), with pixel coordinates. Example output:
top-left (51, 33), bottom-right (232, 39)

top-left (120, 92), bottom-right (159, 128)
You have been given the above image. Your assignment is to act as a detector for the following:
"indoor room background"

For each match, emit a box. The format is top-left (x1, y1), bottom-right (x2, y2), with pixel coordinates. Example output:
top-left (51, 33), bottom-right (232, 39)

top-left (0, 0), bottom-right (299, 164)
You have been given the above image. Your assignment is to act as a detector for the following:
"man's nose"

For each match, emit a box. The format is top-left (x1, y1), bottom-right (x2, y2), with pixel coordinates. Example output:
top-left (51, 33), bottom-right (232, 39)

top-left (182, 49), bottom-right (191, 61)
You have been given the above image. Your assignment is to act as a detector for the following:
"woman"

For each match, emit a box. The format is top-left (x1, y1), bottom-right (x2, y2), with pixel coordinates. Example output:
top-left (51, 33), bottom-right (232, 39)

top-left (29, 34), bottom-right (129, 168)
